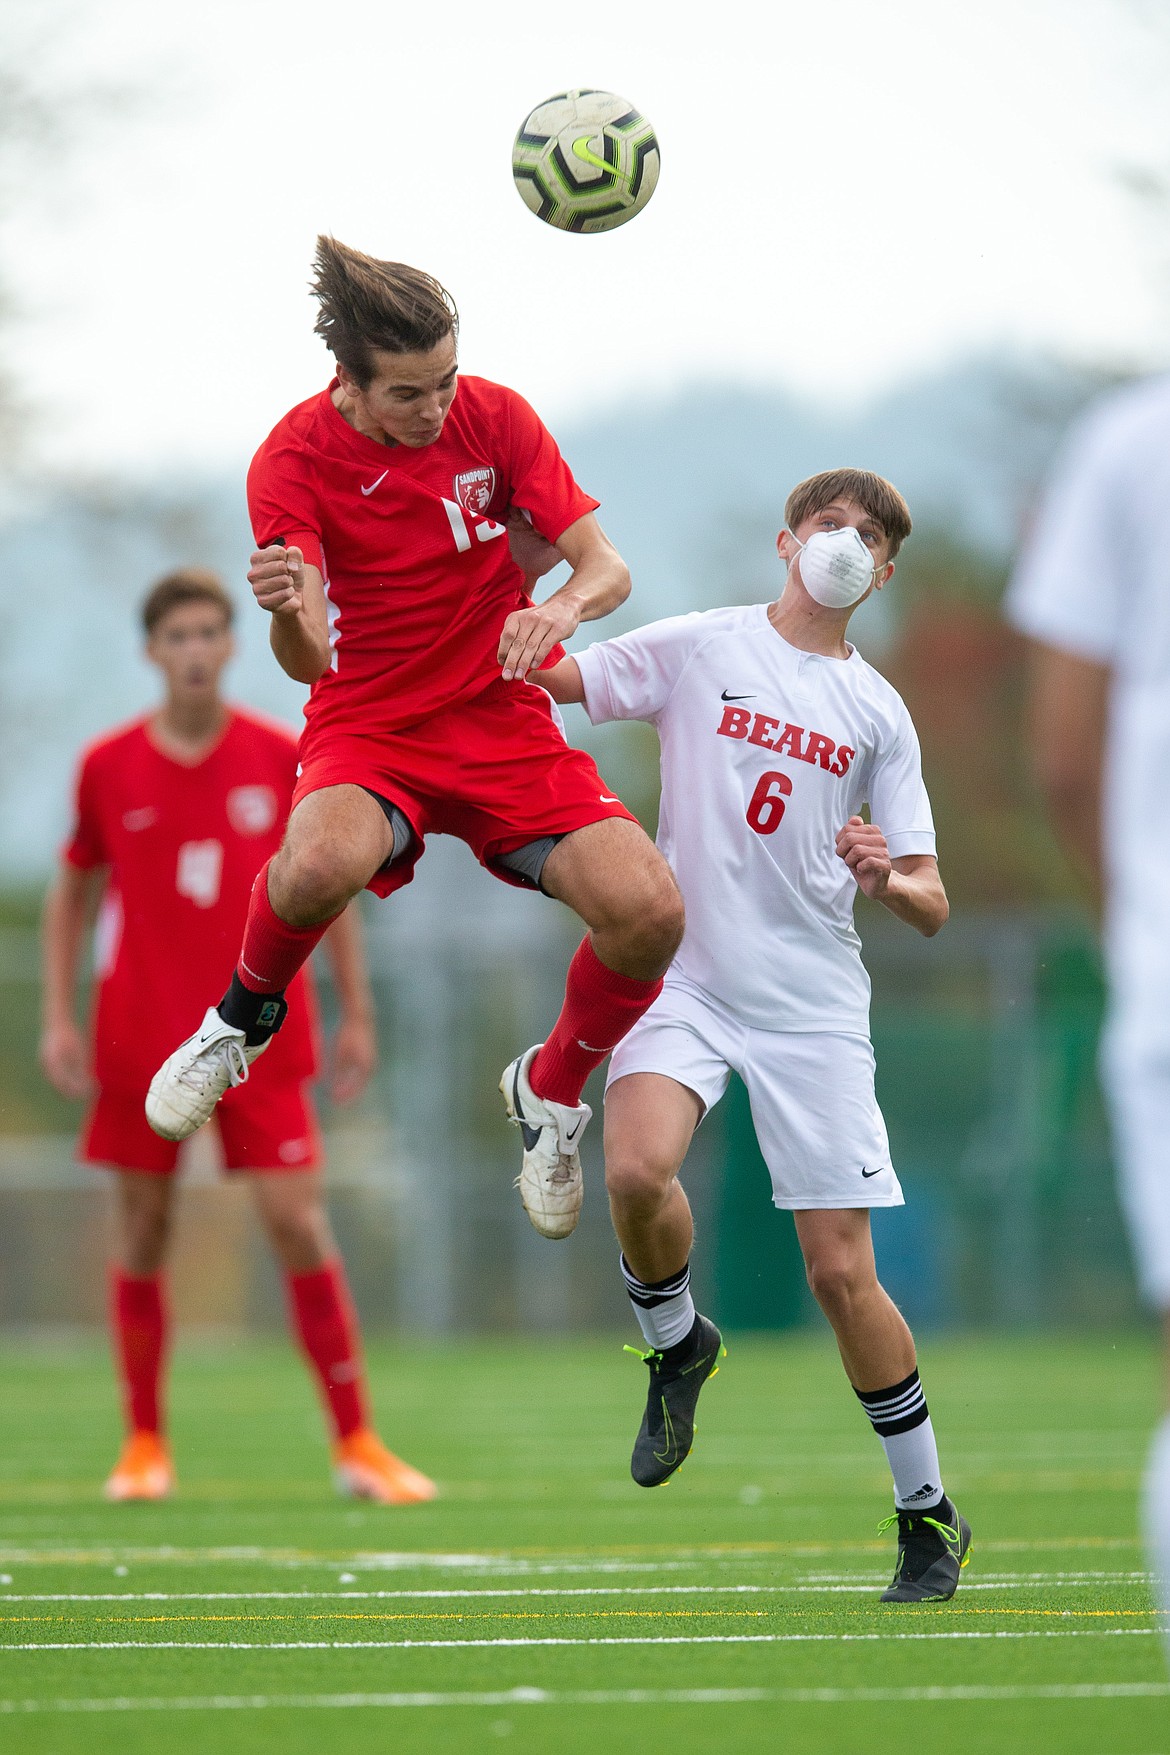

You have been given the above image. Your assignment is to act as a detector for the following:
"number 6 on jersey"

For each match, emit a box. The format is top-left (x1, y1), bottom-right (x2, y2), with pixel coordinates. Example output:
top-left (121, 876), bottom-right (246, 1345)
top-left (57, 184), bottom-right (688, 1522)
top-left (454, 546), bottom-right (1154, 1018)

top-left (746, 770), bottom-right (793, 836)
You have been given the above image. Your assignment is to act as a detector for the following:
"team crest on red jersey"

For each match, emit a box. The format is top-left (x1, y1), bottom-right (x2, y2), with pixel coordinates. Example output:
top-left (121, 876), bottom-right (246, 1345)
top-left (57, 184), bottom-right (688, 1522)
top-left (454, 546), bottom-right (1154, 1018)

top-left (453, 467), bottom-right (496, 515)
top-left (226, 785), bottom-right (279, 836)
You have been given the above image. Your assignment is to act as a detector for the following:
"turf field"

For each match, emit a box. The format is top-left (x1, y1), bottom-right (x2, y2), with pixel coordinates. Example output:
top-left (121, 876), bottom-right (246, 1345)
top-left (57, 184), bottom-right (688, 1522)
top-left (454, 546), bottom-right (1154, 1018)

top-left (0, 1330), bottom-right (1165, 1754)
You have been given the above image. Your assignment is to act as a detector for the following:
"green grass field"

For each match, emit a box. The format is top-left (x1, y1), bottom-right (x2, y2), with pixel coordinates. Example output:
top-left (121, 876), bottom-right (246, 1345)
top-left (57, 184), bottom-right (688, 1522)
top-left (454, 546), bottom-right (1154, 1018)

top-left (0, 1330), bottom-right (1166, 1754)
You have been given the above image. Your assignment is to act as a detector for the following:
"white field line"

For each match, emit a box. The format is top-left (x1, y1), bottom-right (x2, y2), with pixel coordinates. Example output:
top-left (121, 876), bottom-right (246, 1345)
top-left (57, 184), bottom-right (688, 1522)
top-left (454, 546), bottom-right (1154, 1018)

top-left (1, 1682), bottom-right (1169, 1714)
top-left (0, 1539), bottom-right (1143, 1568)
top-left (1, 1629), bottom-right (1159, 1652)
top-left (0, 1574), bottom-right (1155, 1604)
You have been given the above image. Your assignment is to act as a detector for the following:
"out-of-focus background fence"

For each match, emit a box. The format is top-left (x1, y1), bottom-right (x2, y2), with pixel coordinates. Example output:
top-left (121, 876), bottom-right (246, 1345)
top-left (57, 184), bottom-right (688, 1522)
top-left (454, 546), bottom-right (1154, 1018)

top-left (0, 608), bottom-right (1128, 1337)
top-left (0, 387), bottom-right (1134, 1334)
top-left (2, 0), bottom-right (1166, 1344)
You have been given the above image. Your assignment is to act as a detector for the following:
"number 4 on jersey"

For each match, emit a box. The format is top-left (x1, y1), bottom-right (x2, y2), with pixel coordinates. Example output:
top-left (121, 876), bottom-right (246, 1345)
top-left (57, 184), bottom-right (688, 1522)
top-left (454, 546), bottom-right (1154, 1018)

top-left (176, 839), bottom-right (224, 908)
top-left (746, 770), bottom-right (793, 835)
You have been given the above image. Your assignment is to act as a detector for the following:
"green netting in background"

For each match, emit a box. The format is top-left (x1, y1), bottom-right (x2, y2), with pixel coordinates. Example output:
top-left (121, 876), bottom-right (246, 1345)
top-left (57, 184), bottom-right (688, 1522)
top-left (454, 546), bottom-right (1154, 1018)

top-left (710, 919), bottom-right (1137, 1331)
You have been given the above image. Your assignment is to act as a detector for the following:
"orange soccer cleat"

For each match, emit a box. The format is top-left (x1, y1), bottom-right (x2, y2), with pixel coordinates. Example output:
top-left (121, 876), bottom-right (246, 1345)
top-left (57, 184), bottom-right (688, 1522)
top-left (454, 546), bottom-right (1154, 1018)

top-left (332, 1429), bottom-right (437, 1506)
top-left (104, 1430), bottom-right (175, 1502)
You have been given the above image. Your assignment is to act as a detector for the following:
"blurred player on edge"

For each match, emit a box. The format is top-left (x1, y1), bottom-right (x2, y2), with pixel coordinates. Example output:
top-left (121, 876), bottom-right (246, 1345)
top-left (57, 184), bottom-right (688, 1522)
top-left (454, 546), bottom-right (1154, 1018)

top-left (1006, 376), bottom-right (1170, 1651)
top-left (144, 238), bottom-right (682, 1242)
top-left (540, 470), bottom-right (972, 1603)
top-left (40, 569), bottom-right (436, 1506)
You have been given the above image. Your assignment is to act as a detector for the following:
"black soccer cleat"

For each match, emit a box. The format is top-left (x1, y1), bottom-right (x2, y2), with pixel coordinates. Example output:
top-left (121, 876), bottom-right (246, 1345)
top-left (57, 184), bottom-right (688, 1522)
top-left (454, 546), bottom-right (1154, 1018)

top-left (626, 1314), bottom-right (725, 1488)
top-left (879, 1493), bottom-right (972, 1602)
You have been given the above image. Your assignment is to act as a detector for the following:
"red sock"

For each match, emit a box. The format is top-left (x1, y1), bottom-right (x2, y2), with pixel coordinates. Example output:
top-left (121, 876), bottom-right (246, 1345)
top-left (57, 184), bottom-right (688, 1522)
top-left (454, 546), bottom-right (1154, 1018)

top-left (286, 1261), bottom-right (369, 1440)
top-left (111, 1270), bottom-right (168, 1436)
top-left (530, 936), bottom-right (664, 1106)
top-left (236, 861), bottom-right (339, 994)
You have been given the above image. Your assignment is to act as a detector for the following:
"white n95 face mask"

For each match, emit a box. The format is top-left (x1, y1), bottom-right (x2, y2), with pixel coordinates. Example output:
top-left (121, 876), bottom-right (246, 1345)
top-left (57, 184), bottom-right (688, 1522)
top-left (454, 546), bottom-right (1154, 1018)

top-left (792, 526), bottom-right (879, 609)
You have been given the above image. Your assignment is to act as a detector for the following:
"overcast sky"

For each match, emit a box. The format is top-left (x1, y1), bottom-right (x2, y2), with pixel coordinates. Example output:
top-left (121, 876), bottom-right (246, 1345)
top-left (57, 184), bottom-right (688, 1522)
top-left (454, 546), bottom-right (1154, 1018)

top-left (3, 0), bottom-right (1168, 478)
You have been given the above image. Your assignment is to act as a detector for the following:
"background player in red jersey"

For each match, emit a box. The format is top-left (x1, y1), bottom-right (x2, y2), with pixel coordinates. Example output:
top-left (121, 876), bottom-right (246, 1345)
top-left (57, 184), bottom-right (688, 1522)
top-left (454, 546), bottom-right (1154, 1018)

top-left (40, 568), bottom-right (435, 1506)
top-left (146, 237), bottom-right (684, 1243)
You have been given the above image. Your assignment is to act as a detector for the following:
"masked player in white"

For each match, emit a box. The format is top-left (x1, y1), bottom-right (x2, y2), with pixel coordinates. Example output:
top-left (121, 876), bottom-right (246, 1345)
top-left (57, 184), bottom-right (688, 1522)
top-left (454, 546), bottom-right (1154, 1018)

top-left (539, 468), bottom-right (971, 1603)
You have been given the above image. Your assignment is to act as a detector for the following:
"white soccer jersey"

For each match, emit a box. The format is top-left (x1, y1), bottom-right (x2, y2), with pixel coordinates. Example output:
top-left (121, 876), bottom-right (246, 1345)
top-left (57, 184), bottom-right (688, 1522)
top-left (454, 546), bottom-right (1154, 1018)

top-left (1006, 373), bottom-right (1170, 1036)
top-left (575, 603), bottom-right (937, 1033)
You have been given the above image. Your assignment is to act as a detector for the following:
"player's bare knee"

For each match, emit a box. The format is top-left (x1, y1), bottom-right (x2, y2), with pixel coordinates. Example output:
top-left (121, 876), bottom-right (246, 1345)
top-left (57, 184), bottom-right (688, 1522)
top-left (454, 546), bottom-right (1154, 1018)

top-left (122, 1210), bottom-right (171, 1276)
top-left (264, 1201), bottom-right (330, 1271)
top-left (804, 1252), bottom-right (867, 1323)
top-left (276, 842), bottom-right (362, 924)
top-left (613, 869), bottom-right (684, 970)
top-left (642, 873), bottom-right (685, 961)
top-left (605, 1151), bottom-right (674, 1221)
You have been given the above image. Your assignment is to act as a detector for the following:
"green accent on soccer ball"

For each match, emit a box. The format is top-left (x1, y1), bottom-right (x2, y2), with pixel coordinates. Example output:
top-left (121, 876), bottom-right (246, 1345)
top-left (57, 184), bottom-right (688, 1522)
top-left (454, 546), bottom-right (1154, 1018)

top-left (571, 133), bottom-right (627, 182)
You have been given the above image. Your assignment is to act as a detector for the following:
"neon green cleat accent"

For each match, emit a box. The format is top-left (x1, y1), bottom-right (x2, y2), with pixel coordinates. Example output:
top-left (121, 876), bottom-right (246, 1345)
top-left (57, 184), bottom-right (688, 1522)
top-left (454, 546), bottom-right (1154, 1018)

top-left (879, 1495), bottom-right (972, 1602)
top-left (625, 1316), bottom-right (725, 1488)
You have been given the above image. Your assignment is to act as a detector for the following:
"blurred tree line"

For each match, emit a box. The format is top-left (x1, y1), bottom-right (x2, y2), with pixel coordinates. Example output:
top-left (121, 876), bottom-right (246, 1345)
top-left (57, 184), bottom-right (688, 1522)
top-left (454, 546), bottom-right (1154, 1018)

top-left (883, 529), bottom-right (1066, 909)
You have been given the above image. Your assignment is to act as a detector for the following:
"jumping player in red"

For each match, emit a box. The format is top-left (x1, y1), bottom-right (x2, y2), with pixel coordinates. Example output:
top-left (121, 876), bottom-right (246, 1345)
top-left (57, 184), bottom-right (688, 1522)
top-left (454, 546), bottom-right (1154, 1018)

top-left (145, 237), bottom-right (683, 1242)
top-left (40, 568), bottom-right (436, 1506)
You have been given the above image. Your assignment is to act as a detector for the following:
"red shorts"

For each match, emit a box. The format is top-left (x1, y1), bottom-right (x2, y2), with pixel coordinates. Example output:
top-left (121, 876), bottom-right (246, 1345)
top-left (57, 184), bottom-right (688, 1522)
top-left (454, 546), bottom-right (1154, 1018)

top-left (293, 676), bottom-right (638, 899)
top-left (81, 1081), bottom-right (323, 1176)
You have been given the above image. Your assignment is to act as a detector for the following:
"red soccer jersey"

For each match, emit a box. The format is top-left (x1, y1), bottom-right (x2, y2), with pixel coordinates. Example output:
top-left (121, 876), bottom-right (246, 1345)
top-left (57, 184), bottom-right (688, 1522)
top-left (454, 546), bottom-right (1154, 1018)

top-left (246, 374), bottom-right (599, 739)
top-left (64, 709), bottom-right (317, 1097)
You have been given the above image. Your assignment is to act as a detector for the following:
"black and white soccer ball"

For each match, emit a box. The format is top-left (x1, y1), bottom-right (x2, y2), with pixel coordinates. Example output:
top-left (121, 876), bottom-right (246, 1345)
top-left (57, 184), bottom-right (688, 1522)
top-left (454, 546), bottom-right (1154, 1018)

top-left (511, 89), bottom-right (660, 234)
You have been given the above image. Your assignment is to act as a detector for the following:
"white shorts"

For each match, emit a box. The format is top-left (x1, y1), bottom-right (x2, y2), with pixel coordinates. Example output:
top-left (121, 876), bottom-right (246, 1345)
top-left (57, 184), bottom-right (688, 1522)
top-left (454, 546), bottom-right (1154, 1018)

top-left (606, 977), bottom-right (904, 1211)
top-left (1100, 1012), bottom-right (1170, 1308)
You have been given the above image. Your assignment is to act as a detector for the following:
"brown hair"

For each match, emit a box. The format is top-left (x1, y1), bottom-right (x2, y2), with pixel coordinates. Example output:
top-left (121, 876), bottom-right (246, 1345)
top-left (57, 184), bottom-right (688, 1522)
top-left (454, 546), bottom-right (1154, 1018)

top-left (784, 468), bottom-right (913, 558)
top-left (141, 567), bottom-right (235, 635)
top-left (311, 234), bottom-right (459, 386)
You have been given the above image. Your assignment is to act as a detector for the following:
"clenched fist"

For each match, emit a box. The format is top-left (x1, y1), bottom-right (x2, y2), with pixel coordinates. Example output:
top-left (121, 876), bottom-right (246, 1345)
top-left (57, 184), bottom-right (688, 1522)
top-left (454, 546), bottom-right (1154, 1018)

top-left (836, 815), bottom-right (893, 901)
top-left (248, 544), bottom-right (305, 617)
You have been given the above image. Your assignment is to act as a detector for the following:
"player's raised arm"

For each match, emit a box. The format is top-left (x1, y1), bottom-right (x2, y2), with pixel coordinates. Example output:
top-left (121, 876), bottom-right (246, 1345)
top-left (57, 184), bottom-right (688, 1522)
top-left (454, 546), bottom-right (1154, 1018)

top-left (498, 512), bottom-right (630, 681)
top-left (248, 544), bottom-right (331, 684)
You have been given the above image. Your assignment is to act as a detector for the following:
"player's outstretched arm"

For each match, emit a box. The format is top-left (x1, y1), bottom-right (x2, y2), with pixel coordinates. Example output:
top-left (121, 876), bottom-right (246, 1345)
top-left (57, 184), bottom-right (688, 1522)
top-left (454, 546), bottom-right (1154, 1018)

top-left (498, 512), bottom-right (630, 682)
top-left (532, 657), bottom-right (585, 705)
top-left (835, 817), bottom-right (949, 937)
top-left (248, 545), bottom-right (332, 684)
top-left (39, 863), bottom-right (98, 1098)
top-left (321, 905), bottom-right (377, 1105)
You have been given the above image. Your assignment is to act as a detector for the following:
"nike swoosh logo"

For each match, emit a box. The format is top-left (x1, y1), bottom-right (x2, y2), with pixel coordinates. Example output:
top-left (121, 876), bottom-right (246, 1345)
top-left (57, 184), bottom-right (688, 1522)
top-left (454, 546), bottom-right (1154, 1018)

top-left (599, 794), bottom-right (621, 804)
top-left (720, 690), bottom-right (755, 701)
top-left (564, 1117), bottom-right (584, 1145)
top-left (861, 1166), bottom-right (883, 1178)
top-left (653, 1398), bottom-right (678, 1466)
top-left (513, 1065), bottom-right (542, 1153)
top-left (572, 134), bottom-right (621, 177)
top-left (361, 470), bottom-right (389, 496)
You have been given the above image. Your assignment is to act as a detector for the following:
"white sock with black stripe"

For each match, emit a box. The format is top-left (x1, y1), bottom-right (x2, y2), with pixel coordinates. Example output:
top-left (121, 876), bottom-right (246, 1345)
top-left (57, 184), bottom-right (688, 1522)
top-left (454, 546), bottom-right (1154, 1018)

top-left (620, 1253), bottom-right (696, 1352)
top-left (855, 1368), bottom-right (945, 1511)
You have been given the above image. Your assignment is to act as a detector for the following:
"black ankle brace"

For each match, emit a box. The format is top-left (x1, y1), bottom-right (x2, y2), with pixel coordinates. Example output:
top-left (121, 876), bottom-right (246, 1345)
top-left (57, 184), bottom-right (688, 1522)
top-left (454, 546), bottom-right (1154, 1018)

top-left (218, 973), bottom-right (289, 1047)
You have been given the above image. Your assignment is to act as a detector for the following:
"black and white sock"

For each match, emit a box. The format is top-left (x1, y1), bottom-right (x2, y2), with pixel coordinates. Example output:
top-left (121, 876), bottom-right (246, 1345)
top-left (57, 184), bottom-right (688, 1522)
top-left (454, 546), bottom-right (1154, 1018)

top-left (620, 1253), bottom-right (696, 1352)
top-left (855, 1368), bottom-right (944, 1512)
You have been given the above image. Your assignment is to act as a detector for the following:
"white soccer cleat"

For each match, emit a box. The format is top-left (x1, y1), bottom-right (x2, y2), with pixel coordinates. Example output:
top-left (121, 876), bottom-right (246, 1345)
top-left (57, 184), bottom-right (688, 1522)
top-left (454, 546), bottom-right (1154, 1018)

top-left (500, 1043), bottom-right (591, 1240)
top-left (145, 1006), bottom-right (270, 1141)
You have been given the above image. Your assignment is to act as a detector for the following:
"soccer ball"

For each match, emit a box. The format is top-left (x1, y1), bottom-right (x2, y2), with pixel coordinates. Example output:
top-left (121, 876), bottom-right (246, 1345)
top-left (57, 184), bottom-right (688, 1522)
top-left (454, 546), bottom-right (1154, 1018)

top-left (511, 90), bottom-right (660, 234)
